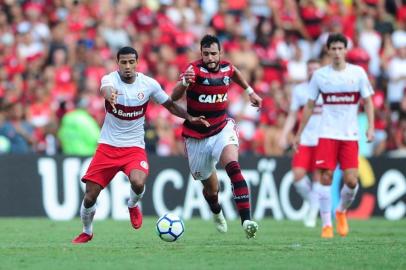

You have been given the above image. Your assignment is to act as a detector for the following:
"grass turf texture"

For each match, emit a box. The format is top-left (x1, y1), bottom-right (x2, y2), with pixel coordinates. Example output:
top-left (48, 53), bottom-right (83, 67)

top-left (0, 218), bottom-right (405, 270)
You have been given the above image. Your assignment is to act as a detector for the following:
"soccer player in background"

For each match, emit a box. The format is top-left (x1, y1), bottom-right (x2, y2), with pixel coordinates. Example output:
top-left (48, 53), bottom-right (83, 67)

top-left (279, 59), bottom-right (322, 228)
top-left (293, 33), bottom-right (375, 238)
top-left (72, 46), bottom-right (209, 244)
top-left (171, 35), bottom-right (263, 238)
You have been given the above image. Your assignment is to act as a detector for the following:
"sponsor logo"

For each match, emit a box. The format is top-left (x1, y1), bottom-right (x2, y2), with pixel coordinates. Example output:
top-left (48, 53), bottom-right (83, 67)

top-left (326, 94), bottom-right (355, 103)
top-left (113, 108), bottom-right (144, 118)
top-left (315, 160), bottom-right (324, 165)
top-left (202, 79), bottom-right (210, 85)
top-left (198, 93), bottom-right (228, 103)
top-left (322, 92), bottom-right (360, 104)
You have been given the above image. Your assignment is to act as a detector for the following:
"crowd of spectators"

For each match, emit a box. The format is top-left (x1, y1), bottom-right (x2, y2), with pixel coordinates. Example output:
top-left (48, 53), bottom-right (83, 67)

top-left (0, 0), bottom-right (405, 158)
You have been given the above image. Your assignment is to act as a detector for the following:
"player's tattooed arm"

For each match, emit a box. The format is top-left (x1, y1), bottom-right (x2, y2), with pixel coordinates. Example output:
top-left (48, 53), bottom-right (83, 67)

top-left (101, 86), bottom-right (121, 110)
top-left (232, 66), bottom-right (262, 108)
top-left (162, 98), bottom-right (210, 127)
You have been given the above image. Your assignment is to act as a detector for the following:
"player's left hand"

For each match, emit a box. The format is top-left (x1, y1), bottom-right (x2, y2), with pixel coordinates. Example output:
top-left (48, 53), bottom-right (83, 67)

top-left (249, 92), bottom-right (262, 108)
top-left (188, 116), bottom-right (210, 127)
top-left (366, 127), bottom-right (375, 142)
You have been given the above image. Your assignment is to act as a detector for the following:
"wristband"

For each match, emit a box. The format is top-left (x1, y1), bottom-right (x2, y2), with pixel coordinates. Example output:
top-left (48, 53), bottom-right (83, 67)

top-left (245, 86), bottom-right (254, 95)
top-left (182, 77), bottom-right (190, 87)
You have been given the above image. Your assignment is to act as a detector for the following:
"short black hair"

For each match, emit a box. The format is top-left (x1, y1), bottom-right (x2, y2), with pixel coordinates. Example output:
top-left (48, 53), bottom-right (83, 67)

top-left (307, 58), bottom-right (320, 65)
top-left (200, 35), bottom-right (221, 51)
top-left (326, 33), bottom-right (348, 49)
top-left (117, 46), bottom-right (138, 61)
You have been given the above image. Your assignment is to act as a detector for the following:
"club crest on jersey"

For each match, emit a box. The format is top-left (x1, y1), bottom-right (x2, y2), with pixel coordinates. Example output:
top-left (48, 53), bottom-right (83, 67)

top-left (137, 92), bottom-right (145, 100)
top-left (140, 161), bottom-right (148, 169)
top-left (198, 93), bottom-right (228, 103)
top-left (223, 76), bottom-right (230, 85)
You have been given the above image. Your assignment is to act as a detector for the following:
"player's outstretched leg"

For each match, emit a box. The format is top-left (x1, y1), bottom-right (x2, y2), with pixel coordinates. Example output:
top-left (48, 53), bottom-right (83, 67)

top-left (225, 161), bottom-right (258, 238)
top-left (72, 201), bottom-right (96, 244)
top-left (128, 187), bottom-right (145, 229)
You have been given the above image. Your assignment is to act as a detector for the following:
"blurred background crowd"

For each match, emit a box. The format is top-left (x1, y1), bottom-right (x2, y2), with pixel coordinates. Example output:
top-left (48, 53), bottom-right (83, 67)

top-left (0, 0), bottom-right (405, 158)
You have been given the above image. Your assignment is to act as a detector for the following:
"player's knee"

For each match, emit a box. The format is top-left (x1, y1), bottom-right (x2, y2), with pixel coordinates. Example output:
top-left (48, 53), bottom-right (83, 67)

top-left (83, 193), bottom-right (97, 207)
top-left (293, 170), bottom-right (306, 181)
top-left (321, 170), bottom-right (333, 185)
top-left (129, 177), bottom-right (145, 191)
top-left (344, 175), bottom-right (358, 188)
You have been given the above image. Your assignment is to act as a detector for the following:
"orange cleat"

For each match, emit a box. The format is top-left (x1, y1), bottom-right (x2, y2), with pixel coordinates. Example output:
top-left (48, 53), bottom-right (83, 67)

top-left (72, 232), bottom-right (93, 244)
top-left (321, 226), bottom-right (334, 238)
top-left (336, 211), bottom-right (349, 237)
top-left (129, 206), bottom-right (143, 229)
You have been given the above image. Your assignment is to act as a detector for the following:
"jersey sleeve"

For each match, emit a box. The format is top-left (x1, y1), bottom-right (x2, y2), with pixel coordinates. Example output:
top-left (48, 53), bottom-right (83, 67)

top-left (359, 68), bottom-right (374, 98)
top-left (100, 74), bottom-right (114, 91)
top-left (150, 79), bottom-right (169, 105)
top-left (308, 72), bottom-right (320, 101)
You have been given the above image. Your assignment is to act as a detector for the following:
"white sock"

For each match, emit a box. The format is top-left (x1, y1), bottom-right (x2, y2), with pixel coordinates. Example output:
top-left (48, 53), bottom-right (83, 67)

top-left (336, 183), bottom-right (359, 212)
top-left (309, 181), bottom-right (321, 211)
top-left (128, 186), bottom-right (145, 208)
top-left (318, 184), bottom-right (332, 227)
top-left (80, 201), bottom-right (96, 235)
top-left (294, 177), bottom-right (311, 202)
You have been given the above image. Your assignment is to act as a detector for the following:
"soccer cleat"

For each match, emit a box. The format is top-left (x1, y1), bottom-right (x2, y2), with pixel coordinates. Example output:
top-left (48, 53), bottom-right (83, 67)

top-left (304, 206), bottom-right (318, 228)
top-left (242, 220), bottom-right (258, 239)
top-left (213, 210), bottom-right (228, 233)
top-left (129, 206), bottom-right (143, 229)
top-left (336, 210), bottom-right (349, 237)
top-left (72, 232), bottom-right (93, 244)
top-left (321, 226), bottom-right (334, 238)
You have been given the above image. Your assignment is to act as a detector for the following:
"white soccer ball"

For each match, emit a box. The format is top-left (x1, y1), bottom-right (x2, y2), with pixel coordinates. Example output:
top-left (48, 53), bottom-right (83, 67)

top-left (156, 213), bottom-right (185, 242)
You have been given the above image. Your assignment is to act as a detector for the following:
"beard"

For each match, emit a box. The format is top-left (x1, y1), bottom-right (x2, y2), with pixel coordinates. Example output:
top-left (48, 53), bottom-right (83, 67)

top-left (204, 61), bottom-right (220, 72)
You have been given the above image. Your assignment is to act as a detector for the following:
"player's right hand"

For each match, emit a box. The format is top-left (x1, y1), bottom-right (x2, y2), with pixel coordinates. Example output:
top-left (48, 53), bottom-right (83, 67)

top-left (183, 66), bottom-right (195, 84)
top-left (188, 115), bottom-right (210, 127)
top-left (109, 89), bottom-right (121, 110)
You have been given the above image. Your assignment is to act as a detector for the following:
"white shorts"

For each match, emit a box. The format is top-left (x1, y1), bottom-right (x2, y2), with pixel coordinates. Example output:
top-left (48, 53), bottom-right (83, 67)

top-left (185, 120), bottom-right (239, 181)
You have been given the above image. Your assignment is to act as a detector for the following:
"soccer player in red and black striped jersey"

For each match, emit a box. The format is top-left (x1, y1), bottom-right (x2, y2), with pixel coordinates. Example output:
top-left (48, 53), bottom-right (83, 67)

top-left (171, 35), bottom-right (262, 238)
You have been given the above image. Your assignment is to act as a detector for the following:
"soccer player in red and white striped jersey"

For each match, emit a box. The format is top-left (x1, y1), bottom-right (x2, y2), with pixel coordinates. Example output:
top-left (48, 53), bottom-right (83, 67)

top-left (71, 47), bottom-right (208, 244)
top-left (280, 59), bottom-right (323, 228)
top-left (294, 33), bottom-right (375, 238)
top-left (172, 35), bottom-right (262, 238)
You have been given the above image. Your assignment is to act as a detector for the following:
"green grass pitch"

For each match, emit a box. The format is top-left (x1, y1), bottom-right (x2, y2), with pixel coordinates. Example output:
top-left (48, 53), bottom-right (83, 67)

top-left (0, 218), bottom-right (405, 270)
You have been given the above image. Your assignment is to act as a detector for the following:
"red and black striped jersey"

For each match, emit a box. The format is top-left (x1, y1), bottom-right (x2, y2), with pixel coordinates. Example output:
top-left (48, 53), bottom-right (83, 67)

top-left (182, 59), bottom-right (235, 139)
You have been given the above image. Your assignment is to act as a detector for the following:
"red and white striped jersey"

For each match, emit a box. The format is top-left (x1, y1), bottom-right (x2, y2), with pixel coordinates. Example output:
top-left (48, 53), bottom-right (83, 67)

top-left (308, 63), bottom-right (374, 141)
top-left (290, 82), bottom-right (323, 146)
top-left (99, 71), bottom-right (169, 148)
